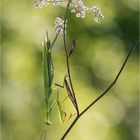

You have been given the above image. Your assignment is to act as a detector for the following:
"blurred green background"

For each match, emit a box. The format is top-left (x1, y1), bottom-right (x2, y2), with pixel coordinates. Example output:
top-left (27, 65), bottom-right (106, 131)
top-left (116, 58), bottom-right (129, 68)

top-left (1, 0), bottom-right (139, 140)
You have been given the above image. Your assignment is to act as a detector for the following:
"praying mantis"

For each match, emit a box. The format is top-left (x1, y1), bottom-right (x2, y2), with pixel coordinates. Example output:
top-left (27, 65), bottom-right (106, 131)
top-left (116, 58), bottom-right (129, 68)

top-left (43, 32), bottom-right (54, 125)
top-left (43, 33), bottom-right (78, 125)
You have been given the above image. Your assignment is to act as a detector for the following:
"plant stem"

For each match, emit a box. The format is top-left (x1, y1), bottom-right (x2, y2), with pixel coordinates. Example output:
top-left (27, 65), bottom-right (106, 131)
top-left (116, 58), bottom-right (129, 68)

top-left (60, 40), bottom-right (140, 140)
top-left (63, 0), bottom-right (80, 115)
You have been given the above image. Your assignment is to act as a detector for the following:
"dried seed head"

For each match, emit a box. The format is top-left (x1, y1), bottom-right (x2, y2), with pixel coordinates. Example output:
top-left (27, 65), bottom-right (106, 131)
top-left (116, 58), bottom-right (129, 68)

top-left (68, 40), bottom-right (76, 57)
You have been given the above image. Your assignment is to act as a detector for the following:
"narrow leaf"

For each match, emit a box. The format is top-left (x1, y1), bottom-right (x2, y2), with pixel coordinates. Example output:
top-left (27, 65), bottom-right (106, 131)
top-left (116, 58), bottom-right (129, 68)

top-left (68, 40), bottom-right (76, 57)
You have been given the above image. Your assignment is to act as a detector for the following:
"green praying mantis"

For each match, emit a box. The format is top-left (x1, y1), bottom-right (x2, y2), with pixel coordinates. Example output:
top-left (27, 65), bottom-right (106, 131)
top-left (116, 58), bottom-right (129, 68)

top-left (43, 33), bottom-right (78, 125)
top-left (43, 32), bottom-right (54, 125)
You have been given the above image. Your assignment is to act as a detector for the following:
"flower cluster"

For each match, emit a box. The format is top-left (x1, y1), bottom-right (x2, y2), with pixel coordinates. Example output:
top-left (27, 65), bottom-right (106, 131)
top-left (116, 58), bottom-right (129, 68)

top-left (35, 0), bottom-right (68, 8)
top-left (35, 0), bottom-right (49, 8)
top-left (55, 17), bottom-right (67, 34)
top-left (35, 0), bottom-right (104, 33)
top-left (71, 0), bottom-right (88, 18)
top-left (91, 6), bottom-right (104, 23)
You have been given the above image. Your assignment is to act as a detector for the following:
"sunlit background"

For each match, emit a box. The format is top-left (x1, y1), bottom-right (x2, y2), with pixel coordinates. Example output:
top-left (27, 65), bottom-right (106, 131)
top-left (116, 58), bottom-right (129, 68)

top-left (1, 0), bottom-right (139, 140)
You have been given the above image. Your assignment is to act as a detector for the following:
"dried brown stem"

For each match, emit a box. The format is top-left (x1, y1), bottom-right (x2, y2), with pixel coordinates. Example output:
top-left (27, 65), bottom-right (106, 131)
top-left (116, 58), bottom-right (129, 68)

top-left (62, 0), bottom-right (80, 115)
top-left (60, 40), bottom-right (139, 140)
top-left (48, 0), bottom-right (140, 139)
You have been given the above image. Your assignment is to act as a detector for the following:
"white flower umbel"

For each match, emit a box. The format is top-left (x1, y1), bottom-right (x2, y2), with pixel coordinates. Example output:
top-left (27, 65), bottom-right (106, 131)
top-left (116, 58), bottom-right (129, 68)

top-left (52, 0), bottom-right (61, 5)
top-left (52, 0), bottom-right (68, 6)
top-left (71, 0), bottom-right (89, 18)
top-left (55, 17), bottom-right (67, 34)
top-left (91, 6), bottom-right (104, 23)
top-left (35, 0), bottom-right (68, 8)
top-left (35, 1), bottom-right (104, 23)
top-left (35, 0), bottom-right (49, 8)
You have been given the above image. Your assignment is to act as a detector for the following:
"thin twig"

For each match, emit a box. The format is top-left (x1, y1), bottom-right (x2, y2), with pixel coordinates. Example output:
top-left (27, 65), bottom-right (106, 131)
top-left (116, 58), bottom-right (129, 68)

top-left (51, 32), bottom-right (60, 48)
top-left (60, 40), bottom-right (140, 140)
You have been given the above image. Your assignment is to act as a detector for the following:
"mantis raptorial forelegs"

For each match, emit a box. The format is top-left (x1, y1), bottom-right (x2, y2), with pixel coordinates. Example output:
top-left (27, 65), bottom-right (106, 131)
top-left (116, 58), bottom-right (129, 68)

top-left (55, 74), bottom-right (79, 115)
top-left (55, 74), bottom-right (69, 88)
